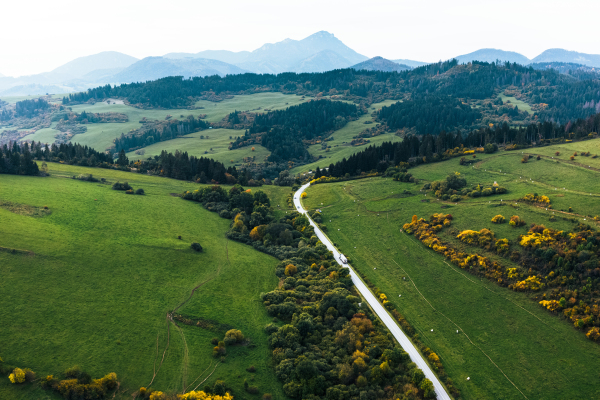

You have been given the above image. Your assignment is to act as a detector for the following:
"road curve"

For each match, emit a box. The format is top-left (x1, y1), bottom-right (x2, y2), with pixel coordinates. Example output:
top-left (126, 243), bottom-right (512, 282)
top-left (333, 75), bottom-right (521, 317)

top-left (294, 183), bottom-right (451, 400)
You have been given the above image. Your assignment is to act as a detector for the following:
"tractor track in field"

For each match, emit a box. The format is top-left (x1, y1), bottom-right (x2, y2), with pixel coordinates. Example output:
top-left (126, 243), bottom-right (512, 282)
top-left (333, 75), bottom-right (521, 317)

top-left (143, 238), bottom-right (230, 395)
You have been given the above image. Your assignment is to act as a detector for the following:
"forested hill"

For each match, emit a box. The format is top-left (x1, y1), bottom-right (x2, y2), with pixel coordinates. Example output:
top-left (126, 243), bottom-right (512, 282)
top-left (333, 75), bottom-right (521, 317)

top-left (231, 99), bottom-right (359, 161)
top-left (63, 60), bottom-right (600, 123)
top-left (378, 96), bottom-right (482, 135)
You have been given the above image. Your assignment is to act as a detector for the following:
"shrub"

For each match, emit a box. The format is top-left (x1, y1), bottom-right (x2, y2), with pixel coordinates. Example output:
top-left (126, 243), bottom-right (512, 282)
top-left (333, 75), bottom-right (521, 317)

top-left (112, 181), bottom-right (132, 191)
top-left (135, 188), bottom-right (145, 195)
top-left (224, 329), bottom-right (244, 345)
top-left (284, 264), bottom-right (297, 276)
top-left (125, 189), bottom-right (134, 194)
top-left (191, 242), bottom-right (203, 252)
top-left (536, 155), bottom-right (541, 160)
top-left (521, 157), bottom-right (528, 163)
top-left (247, 365), bottom-right (256, 372)
top-left (247, 385), bottom-right (259, 394)
top-left (263, 394), bottom-right (273, 400)
top-left (555, 151), bottom-right (560, 156)
top-left (570, 155), bottom-right (575, 160)
top-left (491, 215), bottom-right (505, 224)
top-left (509, 215), bottom-right (525, 227)
top-left (301, 192), bottom-right (307, 199)
top-left (9, 367), bottom-right (26, 384)
top-left (64, 365), bottom-right (82, 378)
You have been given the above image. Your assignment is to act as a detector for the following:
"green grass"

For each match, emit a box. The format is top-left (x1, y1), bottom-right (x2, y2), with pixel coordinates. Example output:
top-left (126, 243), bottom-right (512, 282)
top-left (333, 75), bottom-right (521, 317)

top-left (530, 138), bottom-right (600, 169)
top-left (19, 122), bottom-right (61, 143)
top-left (126, 128), bottom-right (270, 168)
top-left (291, 99), bottom-right (403, 175)
top-left (0, 93), bottom-right (69, 104)
top-left (18, 92), bottom-right (311, 153)
top-left (499, 93), bottom-right (533, 115)
top-left (0, 163), bottom-right (289, 399)
top-left (301, 142), bottom-right (600, 399)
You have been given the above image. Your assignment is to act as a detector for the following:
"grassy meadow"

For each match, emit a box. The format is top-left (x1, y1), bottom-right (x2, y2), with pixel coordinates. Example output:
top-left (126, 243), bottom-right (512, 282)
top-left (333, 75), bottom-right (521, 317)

top-left (301, 140), bottom-right (600, 399)
top-left (17, 92), bottom-right (311, 154)
top-left (0, 163), bottom-right (290, 399)
top-left (291, 99), bottom-right (402, 175)
top-left (499, 93), bottom-right (534, 115)
top-left (125, 128), bottom-right (270, 167)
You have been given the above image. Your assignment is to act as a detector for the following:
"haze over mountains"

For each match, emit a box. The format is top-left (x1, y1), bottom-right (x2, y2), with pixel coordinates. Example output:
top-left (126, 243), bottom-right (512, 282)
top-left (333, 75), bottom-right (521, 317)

top-left (1, 31), bottom-right (599, 97)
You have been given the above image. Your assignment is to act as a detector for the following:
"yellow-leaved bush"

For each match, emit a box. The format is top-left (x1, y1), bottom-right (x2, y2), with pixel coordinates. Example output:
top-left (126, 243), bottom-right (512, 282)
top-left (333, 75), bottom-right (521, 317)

top-left (491, 215), bottom-right (505, 224)
top-left (9, 368), bottom-right (26, 384)
top-left (178, 391), bottom-right (234, 400)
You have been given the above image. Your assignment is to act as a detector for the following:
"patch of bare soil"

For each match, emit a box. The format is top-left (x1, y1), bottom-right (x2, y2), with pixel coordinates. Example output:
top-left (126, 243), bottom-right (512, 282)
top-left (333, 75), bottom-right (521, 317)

top-left (0, 201), bottom-right (51, 217)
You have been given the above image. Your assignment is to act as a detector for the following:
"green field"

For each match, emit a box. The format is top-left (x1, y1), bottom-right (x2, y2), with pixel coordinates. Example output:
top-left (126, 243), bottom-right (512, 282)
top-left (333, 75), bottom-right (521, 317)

top-left (126, 128), bottom-right (270, 167)
top-left (0, 163), bottom-right (289, 399)
top-left (17, 92), bottom-right (312, 154)
top-left (291, 99), bottom-right (403, 175)
top-left (499, 93), bottom-right (533, 115)
top-left (302, 142), bottom-right (600, 399)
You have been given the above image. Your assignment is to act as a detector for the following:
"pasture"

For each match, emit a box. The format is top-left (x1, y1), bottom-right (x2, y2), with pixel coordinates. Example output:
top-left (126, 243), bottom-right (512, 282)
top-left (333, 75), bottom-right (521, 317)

top-left (301, 141), bottom-right (600, 399)
top-left (0, 163), bottom-right (289, 399)
top-left (291, 99), bottom-right (403, 175)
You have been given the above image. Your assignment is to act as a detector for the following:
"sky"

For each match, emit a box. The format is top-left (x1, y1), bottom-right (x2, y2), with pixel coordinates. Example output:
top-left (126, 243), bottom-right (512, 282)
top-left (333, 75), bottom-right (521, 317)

top-left (1, 0), bottom-right (599, 77)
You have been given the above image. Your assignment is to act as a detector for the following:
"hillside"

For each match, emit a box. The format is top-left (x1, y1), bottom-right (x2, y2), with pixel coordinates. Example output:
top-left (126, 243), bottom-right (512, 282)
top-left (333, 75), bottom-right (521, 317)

top-left (531, 48), bottom-right (600, 67)
top-left (301, 139), bottom-right (600, 399)
top-left (454, 48), bottom-right (530, 64)
top-left (111, 57), bottom-right (248, 82)
top-left (352, 56), bottom-right (412, 72)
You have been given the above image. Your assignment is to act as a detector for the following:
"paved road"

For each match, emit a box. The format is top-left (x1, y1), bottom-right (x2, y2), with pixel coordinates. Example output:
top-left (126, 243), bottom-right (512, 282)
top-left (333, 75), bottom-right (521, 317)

top-left (294, 183), bottom-right (451, 400)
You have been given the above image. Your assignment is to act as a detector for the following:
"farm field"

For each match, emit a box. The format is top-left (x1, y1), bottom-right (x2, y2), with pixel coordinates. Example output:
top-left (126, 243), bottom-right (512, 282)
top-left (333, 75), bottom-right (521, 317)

top-left (0, 162), bottom-right (290, 399)
top-left (302, 142), bottom-right (600, 399)
top-left (291, 99), bottom-right (402, 175)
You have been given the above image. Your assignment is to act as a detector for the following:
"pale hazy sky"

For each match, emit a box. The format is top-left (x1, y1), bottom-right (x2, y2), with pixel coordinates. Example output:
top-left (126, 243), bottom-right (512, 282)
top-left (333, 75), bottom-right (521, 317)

top-left (2, 0), bottom-right (599, 77)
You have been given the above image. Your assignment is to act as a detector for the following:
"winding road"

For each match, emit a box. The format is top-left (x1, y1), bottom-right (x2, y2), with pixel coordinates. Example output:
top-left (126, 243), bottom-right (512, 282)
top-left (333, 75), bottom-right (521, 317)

top-left (294, 183), bottom-right (451, 400)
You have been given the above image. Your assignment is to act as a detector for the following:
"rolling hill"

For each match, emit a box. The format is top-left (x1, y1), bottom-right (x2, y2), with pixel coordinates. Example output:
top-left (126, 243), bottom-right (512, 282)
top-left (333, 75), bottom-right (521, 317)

top-left (352, 56), bottom-right (412, 72)
top-left (530, 48), bottom-right (600, 68)
top-left (111, 57), bottom-right (248, 83)
top-left (392, 59), bottom-right (429, 68)
top-left (48, 51), bottom-right (139, 79)
top-left (454, 48), bottom-right (530, 64)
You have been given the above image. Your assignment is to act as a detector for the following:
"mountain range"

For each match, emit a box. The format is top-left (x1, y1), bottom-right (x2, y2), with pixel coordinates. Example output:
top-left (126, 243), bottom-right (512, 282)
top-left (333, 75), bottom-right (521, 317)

top-left (1, 32), bottom-right (599, 97)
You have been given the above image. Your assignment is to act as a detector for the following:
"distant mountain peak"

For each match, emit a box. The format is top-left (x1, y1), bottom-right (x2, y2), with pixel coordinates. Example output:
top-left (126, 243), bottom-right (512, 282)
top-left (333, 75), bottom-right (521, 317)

top-left (352, 57), bottom-right (412, 72)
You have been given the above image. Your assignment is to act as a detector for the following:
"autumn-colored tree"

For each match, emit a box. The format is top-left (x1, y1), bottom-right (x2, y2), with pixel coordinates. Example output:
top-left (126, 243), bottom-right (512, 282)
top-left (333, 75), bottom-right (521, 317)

top-left (555, 151), bottom-right (560, 156)
top-left (250, 225), bottom-right (267, 241)
top-left (301, 192), bottom-right (307, 199)
top-left (251, 147), bottom-right (255, 151)
top-left (284, 264), bottom-right (297, 276)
